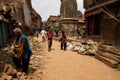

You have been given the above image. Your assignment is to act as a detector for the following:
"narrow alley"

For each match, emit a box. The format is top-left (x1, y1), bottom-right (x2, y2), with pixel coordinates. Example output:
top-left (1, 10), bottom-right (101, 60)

top-left (0, 0), bottom-right (120, 80)
top-left (33, 37), bottom-right (120, 80)
top-left (0, 36), bottom-right (120, 80)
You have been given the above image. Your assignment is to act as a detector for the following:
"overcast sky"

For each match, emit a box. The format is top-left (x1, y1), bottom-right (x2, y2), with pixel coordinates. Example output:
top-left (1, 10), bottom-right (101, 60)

top-left (31, 0), bottom-right (85, 21)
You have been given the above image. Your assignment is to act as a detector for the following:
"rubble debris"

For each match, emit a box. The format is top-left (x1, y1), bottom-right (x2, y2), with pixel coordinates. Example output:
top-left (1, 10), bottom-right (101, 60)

top-left (98, 45), bottom-right (120, 56)
top-left (0, 61), bottom-right (5, 73)
top-left (0, 37), bottom-right (45, 80)
top-left (0, 73), bottom-right (12, 80)
top-left (72, 46), bottom-right (80, 52)
top-left (67, 43), bottom-right (74, 50)
top-left (94, 44), bottom-right (120, 69)
top-left (95, 54), bottom-right (118, 68)
top-left (70, 39), bottom-right (98, 55)
top-left (67, 38), bottom-right (120, 70)
top-left (97, 52), bottom-right (120, 63)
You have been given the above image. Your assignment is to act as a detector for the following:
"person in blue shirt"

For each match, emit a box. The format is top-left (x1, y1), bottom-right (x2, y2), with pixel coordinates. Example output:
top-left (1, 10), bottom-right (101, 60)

top-left (13, 28), bottom-right (32, 73)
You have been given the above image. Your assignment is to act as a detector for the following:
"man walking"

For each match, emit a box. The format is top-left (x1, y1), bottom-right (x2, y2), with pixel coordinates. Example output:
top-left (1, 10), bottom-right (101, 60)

top-left (46, 28), bottom-right (53, 52)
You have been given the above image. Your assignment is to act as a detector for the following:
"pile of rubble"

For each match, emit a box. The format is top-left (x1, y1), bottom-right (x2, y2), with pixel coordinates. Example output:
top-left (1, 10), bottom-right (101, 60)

top-left (29, 37), bottom-right (44, 52)
top-left (68, 39), bottom-right (120, 70)
top-left (68, 40), bottom-right (98, 55)
top-left (0, 37), bottom-right (45, 80)
top-left (0, 61), bottom-right (29, 80)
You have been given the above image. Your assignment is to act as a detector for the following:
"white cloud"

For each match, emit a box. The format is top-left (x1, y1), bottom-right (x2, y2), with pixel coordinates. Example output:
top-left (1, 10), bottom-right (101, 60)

top-left (31, 0), bottom-right (84, 21)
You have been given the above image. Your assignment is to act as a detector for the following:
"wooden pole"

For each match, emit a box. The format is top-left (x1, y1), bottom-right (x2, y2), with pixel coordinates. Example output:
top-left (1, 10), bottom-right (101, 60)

top-left (102, 9), bottom-right (120, 23)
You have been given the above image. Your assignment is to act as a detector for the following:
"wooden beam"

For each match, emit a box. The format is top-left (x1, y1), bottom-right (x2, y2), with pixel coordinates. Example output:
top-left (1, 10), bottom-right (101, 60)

top-left (102, 9), bottom-right (120, 22)
top-left (86, 0), bottom-right (119, 12)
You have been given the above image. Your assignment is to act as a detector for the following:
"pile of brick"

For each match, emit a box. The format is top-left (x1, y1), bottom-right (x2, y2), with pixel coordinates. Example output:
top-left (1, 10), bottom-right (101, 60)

top-left (0, 62), bottom-right (28, 80)
top-left (28, 37), bottom-right (44, 52)
top-left (0, 37), bottom-right (44, 79)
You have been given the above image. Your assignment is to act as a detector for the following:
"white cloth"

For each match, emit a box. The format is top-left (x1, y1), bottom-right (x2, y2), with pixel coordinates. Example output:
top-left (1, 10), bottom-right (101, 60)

top-left (41, 30), bottom-right (47, 37)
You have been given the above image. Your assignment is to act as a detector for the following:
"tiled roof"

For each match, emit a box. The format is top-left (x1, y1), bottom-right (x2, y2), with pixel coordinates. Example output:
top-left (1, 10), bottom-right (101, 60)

top-left (48, 16), bottom-right (58, 21)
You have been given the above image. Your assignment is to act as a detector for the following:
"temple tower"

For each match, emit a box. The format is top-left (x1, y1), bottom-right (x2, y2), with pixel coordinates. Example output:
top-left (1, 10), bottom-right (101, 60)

top-left (60, 0), bottom-right (77, 18)
top-left (59, 0), bottom-right (78, 35)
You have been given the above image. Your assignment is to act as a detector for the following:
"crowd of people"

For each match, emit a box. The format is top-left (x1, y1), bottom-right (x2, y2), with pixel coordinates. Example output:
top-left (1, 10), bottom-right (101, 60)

top-left (12, 27), bottom-right (67, 74)
top-left (12, 26), bottom-right (86, 74)
top-left (39, 27), bottom-right (67, 52)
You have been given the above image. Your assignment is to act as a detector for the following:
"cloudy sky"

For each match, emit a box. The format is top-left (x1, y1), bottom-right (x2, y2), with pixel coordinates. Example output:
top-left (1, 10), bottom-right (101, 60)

top-left (31, 0), bottom-right (85, 21)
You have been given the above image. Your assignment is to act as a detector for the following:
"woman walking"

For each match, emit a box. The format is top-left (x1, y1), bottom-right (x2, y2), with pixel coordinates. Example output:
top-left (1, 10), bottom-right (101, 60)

top-left (46, 28), bottom-right (53, 52)
top-left (59, 31), bottom-right (67, 50)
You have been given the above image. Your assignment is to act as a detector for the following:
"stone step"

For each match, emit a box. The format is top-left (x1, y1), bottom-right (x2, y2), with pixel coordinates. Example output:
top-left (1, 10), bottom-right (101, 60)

top-left (95, 54), bottom-right (118, 68)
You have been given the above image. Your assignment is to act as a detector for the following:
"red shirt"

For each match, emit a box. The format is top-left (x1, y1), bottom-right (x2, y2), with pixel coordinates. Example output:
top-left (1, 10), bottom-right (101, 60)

top-left (47, 32), bottom-right (53, 40)
top-left (62, 34), bottom-right (66, 39)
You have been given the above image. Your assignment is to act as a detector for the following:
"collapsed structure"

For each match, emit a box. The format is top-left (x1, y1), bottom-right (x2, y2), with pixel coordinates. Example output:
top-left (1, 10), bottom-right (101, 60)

top-left (0, 0), bottom-right (42, 48)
